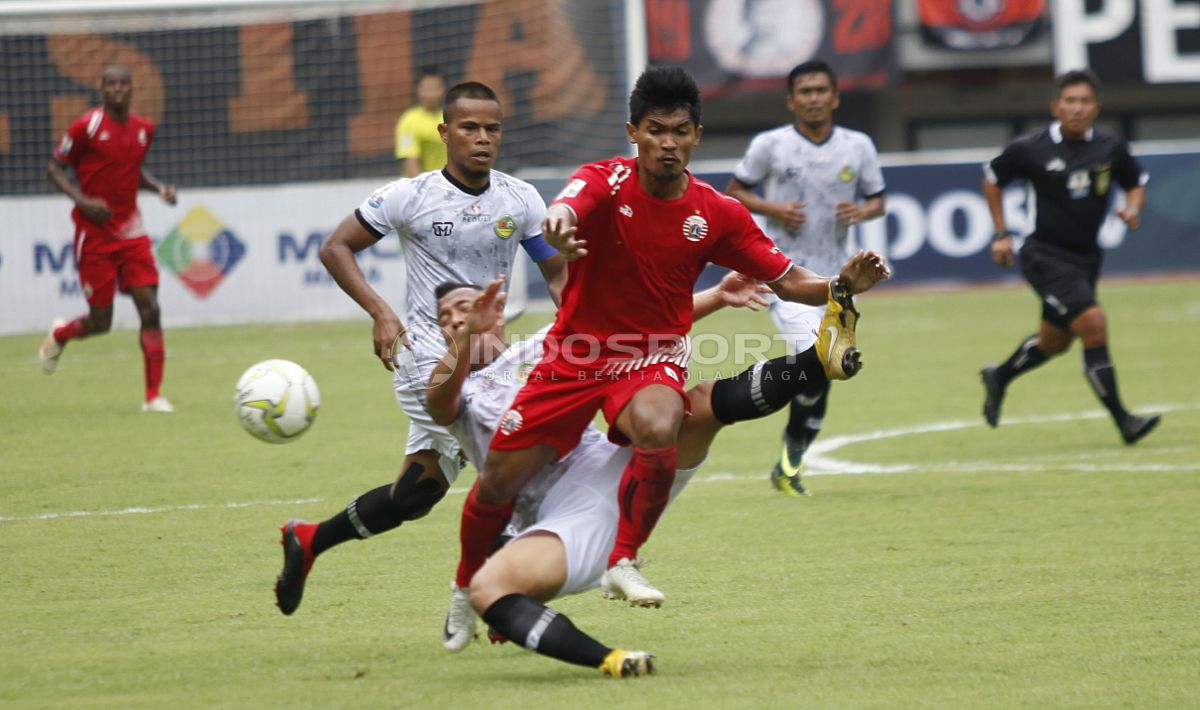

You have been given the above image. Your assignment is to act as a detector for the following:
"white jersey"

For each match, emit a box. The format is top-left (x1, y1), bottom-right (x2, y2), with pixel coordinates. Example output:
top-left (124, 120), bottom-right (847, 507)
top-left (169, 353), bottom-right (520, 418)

top-left (356, 169), bottom-right (547, 329)
top-left (733, 125), bottom-right (885, 276)
top-left (447, 329), bottom-right (698, 596)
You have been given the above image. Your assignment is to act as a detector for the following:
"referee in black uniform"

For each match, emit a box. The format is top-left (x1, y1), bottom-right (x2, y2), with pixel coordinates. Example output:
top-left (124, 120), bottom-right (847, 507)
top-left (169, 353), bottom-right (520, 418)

top-left (979, 69), bottom-right (1159, 445)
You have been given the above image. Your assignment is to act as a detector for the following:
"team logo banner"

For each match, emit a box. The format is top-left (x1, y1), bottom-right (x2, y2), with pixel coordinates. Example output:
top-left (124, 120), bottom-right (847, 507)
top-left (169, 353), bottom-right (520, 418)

top-left (646, 0), bottom-right (895, 95)
top-left (917, 0), bottom-right (1045, 51)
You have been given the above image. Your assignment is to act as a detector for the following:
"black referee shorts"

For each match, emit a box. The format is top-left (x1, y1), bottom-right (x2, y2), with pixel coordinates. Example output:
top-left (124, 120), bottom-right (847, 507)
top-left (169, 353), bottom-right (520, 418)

top-left (1018, 239), bottom-right (1102, 329)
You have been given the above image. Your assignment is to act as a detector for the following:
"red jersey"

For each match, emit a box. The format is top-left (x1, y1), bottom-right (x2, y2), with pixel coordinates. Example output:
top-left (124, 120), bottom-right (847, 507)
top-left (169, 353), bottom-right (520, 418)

top-left (54, 107), bottom-right (155, 240)
top-left (549, 156), bottom-right (792, 370)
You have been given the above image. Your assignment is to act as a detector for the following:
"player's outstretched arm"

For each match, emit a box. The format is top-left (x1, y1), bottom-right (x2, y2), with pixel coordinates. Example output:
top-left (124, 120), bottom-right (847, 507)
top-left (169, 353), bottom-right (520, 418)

top-left (768, 251), bottom-right (889, 306)
top-left (320, 213), bottom-right (406, 371)
top-left (542, 204), bottom-right (587, 261)
top-left (692, 271), bottom-right (771, 320)
top-left (427, 277), bottom-right (507, 426)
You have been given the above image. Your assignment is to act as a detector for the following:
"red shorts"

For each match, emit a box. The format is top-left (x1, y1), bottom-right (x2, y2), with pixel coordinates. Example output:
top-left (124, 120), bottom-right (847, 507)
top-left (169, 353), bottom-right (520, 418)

top-left (75, 228), bottom-right (159, 308)
top-left (490, 359), bottom-right (690, 458)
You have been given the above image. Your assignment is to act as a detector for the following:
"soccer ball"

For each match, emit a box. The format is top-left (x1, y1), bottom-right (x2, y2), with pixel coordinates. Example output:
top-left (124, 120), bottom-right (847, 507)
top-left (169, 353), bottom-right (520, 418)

top-left (234, 359), bottom-right (320, 444)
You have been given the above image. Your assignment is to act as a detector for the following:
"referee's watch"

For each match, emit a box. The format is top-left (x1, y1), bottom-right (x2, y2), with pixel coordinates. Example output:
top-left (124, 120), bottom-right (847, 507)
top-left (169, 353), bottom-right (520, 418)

top-left (992, 229), bottom-right (1017, 242)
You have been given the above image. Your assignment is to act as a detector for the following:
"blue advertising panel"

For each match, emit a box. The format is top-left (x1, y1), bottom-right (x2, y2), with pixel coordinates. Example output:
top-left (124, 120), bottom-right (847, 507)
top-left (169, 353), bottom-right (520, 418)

top-left (522, 150), bottom-right (1199, 297)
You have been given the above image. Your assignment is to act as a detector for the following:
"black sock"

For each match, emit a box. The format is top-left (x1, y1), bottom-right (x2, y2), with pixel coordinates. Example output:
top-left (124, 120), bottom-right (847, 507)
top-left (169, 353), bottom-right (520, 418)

top-left (1083, 345), bottom-right (1129, 423)
top-left (784, 379), bottom-right (831, 449)
top-left (311, 484), bottom-right (390, 556)
top-left (310, 463), bottom-right (447, 557)
top-left (482, 594), bottom-right (611, 668)
top-left (995, 334), bottom-right (1049, 386)
top-left (711, 349), bottom-right (828, 425)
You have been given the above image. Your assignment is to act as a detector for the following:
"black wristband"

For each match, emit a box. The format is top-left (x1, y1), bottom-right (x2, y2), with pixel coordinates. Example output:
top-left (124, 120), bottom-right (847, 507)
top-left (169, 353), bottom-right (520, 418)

top-left (992, 229), bottom-right (1017, 242)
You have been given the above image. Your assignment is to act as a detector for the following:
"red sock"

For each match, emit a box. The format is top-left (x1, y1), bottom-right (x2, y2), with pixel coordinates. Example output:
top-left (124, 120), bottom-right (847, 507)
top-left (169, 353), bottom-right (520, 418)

top-left (54, 316), bottom-right (88, 344)
top-left (140, 329), bottom-right (165, 401)
top-left (608, 445), bottom-right (677, 567)
top-left (455, 482), bottom-right (515, 589)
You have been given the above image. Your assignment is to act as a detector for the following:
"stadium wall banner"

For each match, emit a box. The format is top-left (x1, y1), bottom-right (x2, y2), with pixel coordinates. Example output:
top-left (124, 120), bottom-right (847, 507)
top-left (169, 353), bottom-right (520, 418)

top-left (646, 0), bottom-right (895, 95)
top-left (684, 149), bottom-right (1200, 286)
top-left (1052, 0), bottom-right (1200, 83)
top-left (917, 0), bottom-right (1045, 51)
top-left (0, 178), bottom-right (412, 335)
top-left (0, 0), bottom-right (627, 196)
top-left (3, 152), bottom-right (1197, 335)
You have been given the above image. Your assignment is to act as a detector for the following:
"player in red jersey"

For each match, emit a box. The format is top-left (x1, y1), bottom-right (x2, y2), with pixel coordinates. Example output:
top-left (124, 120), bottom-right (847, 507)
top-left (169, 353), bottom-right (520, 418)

top-left (442, 66), bottom-right (890, 649)
top-left (40, 65), bottom-right (178, 412)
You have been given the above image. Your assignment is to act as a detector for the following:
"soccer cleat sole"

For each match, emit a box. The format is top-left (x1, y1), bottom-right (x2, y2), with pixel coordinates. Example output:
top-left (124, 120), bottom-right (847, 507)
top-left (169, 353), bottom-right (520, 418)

top-left (600, 651), bottom-right (655, 678)
top-left (840, 347), bottom-right (862, 378)
top-left (602, 590), bottom-right (663, 608)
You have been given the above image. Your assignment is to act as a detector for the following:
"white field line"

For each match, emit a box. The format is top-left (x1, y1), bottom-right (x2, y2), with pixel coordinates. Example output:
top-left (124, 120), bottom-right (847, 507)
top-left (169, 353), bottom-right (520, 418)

top-left (0, 497), bottom-right (322, 523)
top-left (5, 405), bottom-right (1195, 522)
top-left (804, 402), bottom-right (1198, 475)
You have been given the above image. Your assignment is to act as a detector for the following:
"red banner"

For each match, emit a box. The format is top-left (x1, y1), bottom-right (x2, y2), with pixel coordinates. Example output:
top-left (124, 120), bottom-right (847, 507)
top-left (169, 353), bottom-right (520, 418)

top-left (647, 0), bottom-right (894, 96)
top-left (917, 0), bottom-right (1044, 51)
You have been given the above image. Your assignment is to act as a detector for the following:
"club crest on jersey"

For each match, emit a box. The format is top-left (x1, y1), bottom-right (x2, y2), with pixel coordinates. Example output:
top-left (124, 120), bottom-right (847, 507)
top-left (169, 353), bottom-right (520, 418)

top-left (494, 215), bottom-right (516, 239)
top-left (682, 213), bottom-right (708, 243)
top-left (838, 165), bottom-right (856, 182)
top-left (498, 409), bottom-right (524, 435)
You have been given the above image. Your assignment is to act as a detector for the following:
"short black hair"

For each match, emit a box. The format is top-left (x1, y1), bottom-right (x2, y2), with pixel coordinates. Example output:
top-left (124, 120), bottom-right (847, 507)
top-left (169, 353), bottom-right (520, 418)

top-left (443, 81), bottom-right (500, 120)
top-left (629, 65), bottom-right (701, 126)
top-left (435, 281), bottom-right (480, 302)
top-left (1053, 69), bottom-right (1101, 99)
top-left (787, 60), bottom-right (837, 93)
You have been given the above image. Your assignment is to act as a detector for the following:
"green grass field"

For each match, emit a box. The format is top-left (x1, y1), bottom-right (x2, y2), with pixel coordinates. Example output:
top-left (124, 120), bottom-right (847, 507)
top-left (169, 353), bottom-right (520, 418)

top-left (3, 280), bottom-right (1199, 709)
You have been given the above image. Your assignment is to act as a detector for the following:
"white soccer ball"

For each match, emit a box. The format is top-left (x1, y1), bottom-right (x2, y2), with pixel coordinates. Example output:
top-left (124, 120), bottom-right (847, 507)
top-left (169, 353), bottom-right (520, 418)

top-left (234, 359), bottom-right (320, 444)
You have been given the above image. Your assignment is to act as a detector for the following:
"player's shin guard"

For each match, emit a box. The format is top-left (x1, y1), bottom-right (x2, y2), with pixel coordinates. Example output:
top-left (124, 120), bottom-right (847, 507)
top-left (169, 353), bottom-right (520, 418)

top-left (139, 328), bottom-right (165, 401)
top-left (456, 483), bottom-right (515, 588)
top-left (710, 349), bottom-right (827, 425)
top-left (608, 445), bottom-right (676, 566)
top-left (482, 594), bottom-right (610, 668)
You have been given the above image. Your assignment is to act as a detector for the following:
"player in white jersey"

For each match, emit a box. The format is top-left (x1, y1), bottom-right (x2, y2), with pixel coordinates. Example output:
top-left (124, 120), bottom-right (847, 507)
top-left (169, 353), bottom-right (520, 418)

top-left (726, 60), bottom-right (886, 496)
top-left (424, 270), bottom-right (867, 676)
top-left (272, 82), bottom-right (567, 616)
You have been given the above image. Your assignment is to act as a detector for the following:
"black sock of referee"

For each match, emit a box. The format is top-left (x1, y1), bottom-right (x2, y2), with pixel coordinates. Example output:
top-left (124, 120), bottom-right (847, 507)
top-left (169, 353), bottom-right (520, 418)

top-left (482, 594), bottom-right (611, 668)
top-left (994, 334), bottom-right (1050, 387)
top-left (1083, 344), bottom-right (1130, 423)
top-left (710, 349), bottom-right (828, 425)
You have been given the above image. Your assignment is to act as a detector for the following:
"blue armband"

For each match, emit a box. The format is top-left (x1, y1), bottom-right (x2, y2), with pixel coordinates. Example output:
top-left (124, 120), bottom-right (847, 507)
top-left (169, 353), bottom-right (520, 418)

top-left (521, 234), bottom-right (557, 262)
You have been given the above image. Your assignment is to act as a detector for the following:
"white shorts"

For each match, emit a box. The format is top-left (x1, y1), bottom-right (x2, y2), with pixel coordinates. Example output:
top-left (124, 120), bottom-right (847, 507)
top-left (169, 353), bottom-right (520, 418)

top-left (769, 298), bottom-right (827, 353)
top-left (391, 342), bottom-right (463, 484)
top-left (512, 440), bottom-right (700, 599)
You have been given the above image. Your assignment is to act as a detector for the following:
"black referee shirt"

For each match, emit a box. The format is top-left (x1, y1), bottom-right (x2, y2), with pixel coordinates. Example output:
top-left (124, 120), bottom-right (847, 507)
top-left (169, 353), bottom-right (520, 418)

top-left (988, 122), bottom-right (1147, 255)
